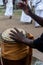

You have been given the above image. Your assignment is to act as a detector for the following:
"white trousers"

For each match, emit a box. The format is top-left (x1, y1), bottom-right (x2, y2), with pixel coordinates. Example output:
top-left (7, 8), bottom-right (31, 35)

top-left (20, 10), bottom-right (32, 22)
top-left (35, 10), bottom-right (43, 26)
top-left (20, 1), bottom-right (32, 23)
top-left (5, 3), bottom-right (13, 16)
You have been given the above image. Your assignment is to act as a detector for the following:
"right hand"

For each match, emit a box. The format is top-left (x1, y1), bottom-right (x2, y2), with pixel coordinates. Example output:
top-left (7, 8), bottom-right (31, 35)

top-left (9, 28), bottom-right (34, 48)
top-left (9, 28), bottom-right (27, 43)
top-left (17, 1), bottom-right (31, 15)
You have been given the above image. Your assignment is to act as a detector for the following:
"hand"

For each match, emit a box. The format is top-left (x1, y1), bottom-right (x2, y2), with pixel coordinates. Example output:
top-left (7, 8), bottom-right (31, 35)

top-left (17, 2), bottom-right (31, 15)
top-left (16, 2), bottom-right (27, 9)
top-left (22, 0), bottom-right (27, 3)
top-left (9, 28), bottom-right (34, 47)
top-left (9, 28), bottom-right (27, 43)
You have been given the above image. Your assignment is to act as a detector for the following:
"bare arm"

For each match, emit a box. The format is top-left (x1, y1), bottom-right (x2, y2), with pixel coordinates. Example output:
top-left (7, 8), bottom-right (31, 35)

top-left (10, 28), bottom-right (43, 52)
top-left (28, 10), bottom-right (43, 26)
top-left (18, 2), bottom-right (43, 26)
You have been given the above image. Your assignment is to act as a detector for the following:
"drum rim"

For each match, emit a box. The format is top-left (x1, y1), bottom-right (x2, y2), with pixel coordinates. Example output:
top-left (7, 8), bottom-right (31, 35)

top-left (1, 35), bottom-right (16, 44)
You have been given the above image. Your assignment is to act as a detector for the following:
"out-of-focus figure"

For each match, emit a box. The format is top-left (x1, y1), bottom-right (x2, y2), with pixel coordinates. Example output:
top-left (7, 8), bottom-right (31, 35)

top-left (4, 0), bottom-right (13, 19)
top-left (32, 0), bottom-right (43, 27)
top-left (20, 0), bottom-right (32, 24)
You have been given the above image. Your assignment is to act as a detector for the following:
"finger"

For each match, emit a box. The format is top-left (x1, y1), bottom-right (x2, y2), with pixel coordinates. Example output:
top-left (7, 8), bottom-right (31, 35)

top-left (20, 31), bottom-right (25, 36)
top-left (9, 33), bottom-right (15, 37)
top-left (14, 28), bottom-right (25, 36)
top-left (14, 28), bottom-right (20, 33)
top-left (17, 3), bottom-right (22, 9)
top-left (10, 36), bottom-right (19, 42)
top-left (20, 31), bottom-right (23, 34)
top-left (10, 36), bottom-right (21, 43)
top-left (10, 30), bottom-right (17, 35)
top-left (9, 33), bottom-right (18, 40)
top-left (10, 36), bottom-right (16, 40)
top-left (17, 2), bottom-right (25, 9)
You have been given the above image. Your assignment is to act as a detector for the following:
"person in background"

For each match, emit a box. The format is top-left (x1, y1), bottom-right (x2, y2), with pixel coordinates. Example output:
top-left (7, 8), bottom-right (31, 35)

top-left (10, 1), bottom-right (43, 52)
top-left (4, 0), bottom-right (13, 19)
top-left (31, 0), bottom-right (43, 28)
top-left (20, 0), bottom-right (32, 24)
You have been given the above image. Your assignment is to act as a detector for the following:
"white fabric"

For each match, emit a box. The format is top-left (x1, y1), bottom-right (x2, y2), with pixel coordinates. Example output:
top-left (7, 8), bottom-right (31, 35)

top-left (5, 0), bottom-right (13, 16)
top-left (32, 0), bottom-right (43, 10)
top-left (32, 0), bottom-right (40, 6)
top-left (27, 0), bottom-right (31, 8)
top-left (32, 0), bottom-right (43, 26)
top-left (20, 0), bottom-right (32, 23)
top-left (20, 10), bottom-right (32, 22)
top-left (35, 61), bottom-right (43, 65)
top-left (35, 0), bottom-right (43, 10)
top-left (35, 10), bottom-right (43, 26)
top-left (35, 10), bottom-right (43, 17)
top-left (0, 0), bottom-right (3, 5)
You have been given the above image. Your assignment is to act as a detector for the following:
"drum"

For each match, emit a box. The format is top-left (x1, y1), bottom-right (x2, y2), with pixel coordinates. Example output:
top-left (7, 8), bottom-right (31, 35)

top-left (1, 28), bottom-right (34, 65)
top-left (0, 61), bottom-right (1, 65)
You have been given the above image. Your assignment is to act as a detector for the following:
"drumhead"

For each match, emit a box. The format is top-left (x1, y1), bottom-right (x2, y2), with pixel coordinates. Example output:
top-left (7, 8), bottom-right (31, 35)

top-left (1, 28), bottom-right (26, 42)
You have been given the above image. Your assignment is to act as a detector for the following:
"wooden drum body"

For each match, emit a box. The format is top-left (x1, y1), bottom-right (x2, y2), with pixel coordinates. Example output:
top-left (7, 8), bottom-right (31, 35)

top-left (2, 43), bottom-right (32, 65)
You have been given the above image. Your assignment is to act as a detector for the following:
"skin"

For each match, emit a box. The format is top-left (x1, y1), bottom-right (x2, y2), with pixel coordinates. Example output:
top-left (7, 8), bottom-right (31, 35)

top-left (10, 28), bottom-right (35, 48)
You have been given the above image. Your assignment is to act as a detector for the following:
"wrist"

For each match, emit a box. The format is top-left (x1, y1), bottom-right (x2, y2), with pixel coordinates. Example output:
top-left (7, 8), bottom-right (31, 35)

top-left (22, 38), bottom-right (34, 47)
top-left (27, 5), bottom-right (32, 15)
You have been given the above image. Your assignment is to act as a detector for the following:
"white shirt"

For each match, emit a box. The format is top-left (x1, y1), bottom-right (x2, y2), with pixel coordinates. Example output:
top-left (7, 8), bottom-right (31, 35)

top-left (32, 0), bottom-right (43, 10)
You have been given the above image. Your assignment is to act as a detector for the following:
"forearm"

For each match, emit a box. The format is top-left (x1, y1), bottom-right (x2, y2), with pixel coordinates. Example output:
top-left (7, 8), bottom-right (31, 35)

top-left (18, 2), bottom-right (43, 26)
top-left (24, 34), bottom-right (43, 52)
top-left (28, 8), bottom-right (43, 26)
top-left (23, 38), bottom-right (35, 48)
